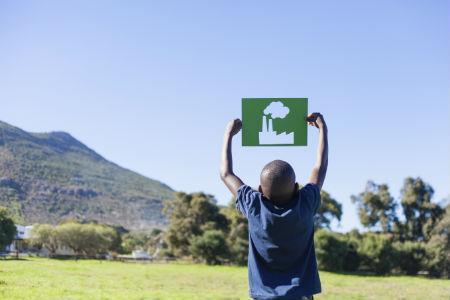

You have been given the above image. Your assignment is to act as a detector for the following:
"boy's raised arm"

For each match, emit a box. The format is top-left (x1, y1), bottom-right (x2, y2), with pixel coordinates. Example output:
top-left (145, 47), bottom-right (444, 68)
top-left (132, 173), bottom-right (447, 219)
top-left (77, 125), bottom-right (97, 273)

top-left (220, 119), bottom-right (245, 197)
top-left (307, 113), bottom-right (328, 190)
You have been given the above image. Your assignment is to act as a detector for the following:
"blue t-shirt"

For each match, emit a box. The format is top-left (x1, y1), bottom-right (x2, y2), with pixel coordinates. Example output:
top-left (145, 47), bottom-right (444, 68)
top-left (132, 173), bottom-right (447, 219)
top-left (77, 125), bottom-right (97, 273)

top-left (236, 184), bottom-right (322, 300)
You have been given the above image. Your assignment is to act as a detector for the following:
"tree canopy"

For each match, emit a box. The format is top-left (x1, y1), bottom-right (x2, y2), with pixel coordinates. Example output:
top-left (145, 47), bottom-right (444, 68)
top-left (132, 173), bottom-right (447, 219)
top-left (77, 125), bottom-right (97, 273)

top-left (351, 181), bottom-right (398, 233)
top-left (0, 206), bottom-right (16, 251)
top-left (164, 192), bottom-right (228, 258)
top-left (400, 177), bottom-right (444, 241)
top-left (316, 190), bottom-right (342, 229)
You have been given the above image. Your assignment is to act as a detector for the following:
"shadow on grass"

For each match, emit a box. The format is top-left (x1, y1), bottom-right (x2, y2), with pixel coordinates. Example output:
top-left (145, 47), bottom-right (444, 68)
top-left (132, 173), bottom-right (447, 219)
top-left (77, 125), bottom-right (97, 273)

top-left (0, 258), bottom-right (30, 262)
top-left (322, 270), bottom-right (436, 280)
top-left (326, 269), bottom-right (380, 276)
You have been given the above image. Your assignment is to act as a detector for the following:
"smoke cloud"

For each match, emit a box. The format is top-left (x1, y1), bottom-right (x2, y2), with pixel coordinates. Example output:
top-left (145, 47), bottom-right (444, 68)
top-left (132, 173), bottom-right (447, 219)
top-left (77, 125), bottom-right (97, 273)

top-left (263, 101), bottom-right (290, 119)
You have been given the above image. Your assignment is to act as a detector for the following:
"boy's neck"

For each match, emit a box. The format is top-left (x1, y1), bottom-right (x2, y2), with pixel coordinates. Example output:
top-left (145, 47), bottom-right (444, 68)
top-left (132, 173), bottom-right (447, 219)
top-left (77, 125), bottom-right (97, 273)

top-left (268, 189), bottom-right (299, 206)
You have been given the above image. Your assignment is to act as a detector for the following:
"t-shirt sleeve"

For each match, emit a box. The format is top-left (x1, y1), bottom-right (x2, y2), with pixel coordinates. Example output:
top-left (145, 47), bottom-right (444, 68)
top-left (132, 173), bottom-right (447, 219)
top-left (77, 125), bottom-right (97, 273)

top-left (302, 183), bottom-right (321, 214)
top-left (235, 184), bottom-right (259, 218)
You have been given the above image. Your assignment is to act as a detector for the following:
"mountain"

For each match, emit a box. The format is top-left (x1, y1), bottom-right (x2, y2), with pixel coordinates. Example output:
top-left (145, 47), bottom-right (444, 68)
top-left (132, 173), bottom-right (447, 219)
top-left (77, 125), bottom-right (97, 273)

top-left (0, 120), bottom-right (174, 230)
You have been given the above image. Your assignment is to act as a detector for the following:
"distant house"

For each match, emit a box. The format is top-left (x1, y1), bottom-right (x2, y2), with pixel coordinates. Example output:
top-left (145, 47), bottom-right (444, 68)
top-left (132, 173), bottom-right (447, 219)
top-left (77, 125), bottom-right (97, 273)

top-left (116, 250), bottom-right (152, 261)
top-left (5, 225), bottom-right (75, 257)
top-left (132, 250), bottom-right (152, 260)
top-left (5, 225), bottom-right (34, 252)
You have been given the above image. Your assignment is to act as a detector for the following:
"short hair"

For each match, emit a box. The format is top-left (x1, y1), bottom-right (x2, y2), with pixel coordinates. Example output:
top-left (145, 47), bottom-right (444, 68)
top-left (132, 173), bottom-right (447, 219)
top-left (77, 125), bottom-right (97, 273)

top-left (260, 160), bottom-right (296, 198)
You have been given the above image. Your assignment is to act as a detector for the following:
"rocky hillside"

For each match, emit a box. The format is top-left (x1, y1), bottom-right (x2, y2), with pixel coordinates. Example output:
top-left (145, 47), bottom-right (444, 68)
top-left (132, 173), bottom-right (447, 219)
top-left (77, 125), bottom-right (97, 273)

top-left (0, 121), bottom-right (174, 230)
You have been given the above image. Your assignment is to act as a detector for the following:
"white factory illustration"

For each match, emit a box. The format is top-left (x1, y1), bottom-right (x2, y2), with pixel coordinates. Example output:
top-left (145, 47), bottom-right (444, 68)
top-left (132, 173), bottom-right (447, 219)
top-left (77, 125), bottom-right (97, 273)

top-left (258, 101), bottom-right (294, 145)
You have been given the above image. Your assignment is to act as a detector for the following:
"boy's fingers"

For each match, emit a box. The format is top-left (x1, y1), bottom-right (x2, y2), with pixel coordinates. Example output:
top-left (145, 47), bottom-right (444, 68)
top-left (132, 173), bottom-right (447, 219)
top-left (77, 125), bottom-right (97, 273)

top-left (307, 112), bottom-right (323, 124)
top-left (306, 113), bottom-right (319, 122)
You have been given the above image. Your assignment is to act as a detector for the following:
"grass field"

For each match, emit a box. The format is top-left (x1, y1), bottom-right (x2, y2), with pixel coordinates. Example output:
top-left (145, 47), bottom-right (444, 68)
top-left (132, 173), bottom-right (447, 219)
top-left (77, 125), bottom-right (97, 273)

top-left (0, 258), bottom-right (448, 300)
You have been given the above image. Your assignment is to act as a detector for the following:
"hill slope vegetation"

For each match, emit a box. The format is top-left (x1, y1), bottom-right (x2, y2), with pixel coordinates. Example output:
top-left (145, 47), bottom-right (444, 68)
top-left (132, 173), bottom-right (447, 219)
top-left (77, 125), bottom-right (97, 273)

top-left (0, 121), bottom-right (174, 229)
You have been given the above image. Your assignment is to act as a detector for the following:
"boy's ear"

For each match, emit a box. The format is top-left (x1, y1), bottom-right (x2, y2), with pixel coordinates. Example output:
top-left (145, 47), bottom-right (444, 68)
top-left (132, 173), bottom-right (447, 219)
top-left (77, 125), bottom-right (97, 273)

top-left (258, 185), bottom-right (263, 193)
top-left (293, 182), bottom-right (300, 197)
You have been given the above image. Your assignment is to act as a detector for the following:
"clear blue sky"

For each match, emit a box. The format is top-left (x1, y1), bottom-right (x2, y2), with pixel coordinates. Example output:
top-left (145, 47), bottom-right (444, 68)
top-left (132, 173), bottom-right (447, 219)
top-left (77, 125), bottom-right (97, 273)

top-left (1, 1), bottom-right (449, 231)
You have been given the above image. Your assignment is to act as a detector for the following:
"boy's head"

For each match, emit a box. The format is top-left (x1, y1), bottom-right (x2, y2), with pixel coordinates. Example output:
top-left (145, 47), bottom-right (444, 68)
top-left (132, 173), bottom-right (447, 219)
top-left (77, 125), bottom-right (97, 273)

top-left (259, 160), bottom-right (298, 204)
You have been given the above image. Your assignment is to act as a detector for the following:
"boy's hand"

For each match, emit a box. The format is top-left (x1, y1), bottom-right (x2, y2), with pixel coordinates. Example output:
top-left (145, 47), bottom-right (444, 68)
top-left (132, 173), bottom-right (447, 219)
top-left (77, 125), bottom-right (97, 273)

top-left (225, 119), bottom-right (242, 136)
top-left (307, 113), bottom-right (326, 129)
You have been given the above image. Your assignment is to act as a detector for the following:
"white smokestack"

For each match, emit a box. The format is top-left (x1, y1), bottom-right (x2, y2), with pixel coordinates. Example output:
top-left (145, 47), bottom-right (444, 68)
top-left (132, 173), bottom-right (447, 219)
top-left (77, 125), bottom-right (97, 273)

top-left (268, 118), bottom-right (273, 132)
top-left (262, 115), bottom-right (267, 132)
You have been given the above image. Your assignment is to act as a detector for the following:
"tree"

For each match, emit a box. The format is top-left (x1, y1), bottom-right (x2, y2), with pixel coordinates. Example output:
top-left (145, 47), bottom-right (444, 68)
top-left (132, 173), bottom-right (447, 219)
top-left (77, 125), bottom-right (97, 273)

top-left (222, 199), bottom-right (248, 265)
top-left (109, 225), bottom-right (128, 254)
top-left (164, 192), bottom-right (228, 257)
top-left (400, 177), bottom-right (444, 241)
top-left (57, 223), bottom-right (87, 255)
top-left (89, 224), bottom-right (117, 255)
top-left (121, 232), bottom-right (151, 253)
top-left (121, 228), bottom-right (163, 254)
top-left (57, 222), bottom-right (117, 256)
top-left (351, 181), bottom-right (398, 233)
top-left (189, 230), bottom-right (228, 265)
top-left (315, 190), bottom-right (342, 229)
top-left (30, 224), bottom-right (59, 255)
top-left (0, 206), bottom-right (16, 251)
top-left (425, 204), bottom-right (449, 278)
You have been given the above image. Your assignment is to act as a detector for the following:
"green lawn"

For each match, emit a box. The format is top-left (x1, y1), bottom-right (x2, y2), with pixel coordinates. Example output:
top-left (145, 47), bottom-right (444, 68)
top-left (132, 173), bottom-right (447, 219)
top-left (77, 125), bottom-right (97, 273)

top-left (0, 258), bottom-right (448, 300)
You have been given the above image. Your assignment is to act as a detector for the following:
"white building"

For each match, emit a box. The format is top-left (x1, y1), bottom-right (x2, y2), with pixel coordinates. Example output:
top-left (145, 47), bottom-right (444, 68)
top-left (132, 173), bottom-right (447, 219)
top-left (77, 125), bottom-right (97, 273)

top-left (132, 250), bottom-right (152, 260)
top-left (5, 224), bottom-right (76, 256)
top-left (5, 225), bottom-right (34, 252)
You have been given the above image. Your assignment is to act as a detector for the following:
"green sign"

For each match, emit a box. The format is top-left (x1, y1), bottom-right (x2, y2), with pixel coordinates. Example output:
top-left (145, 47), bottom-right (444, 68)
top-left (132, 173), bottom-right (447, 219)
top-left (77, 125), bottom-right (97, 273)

top-left (242, 98), bottom-right (308, 146)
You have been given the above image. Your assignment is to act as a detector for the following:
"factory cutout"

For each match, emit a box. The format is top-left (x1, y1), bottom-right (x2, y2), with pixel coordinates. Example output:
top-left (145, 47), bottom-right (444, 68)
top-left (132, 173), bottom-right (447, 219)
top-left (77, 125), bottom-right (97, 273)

top-left (258, 101), bottom-right (294, 145)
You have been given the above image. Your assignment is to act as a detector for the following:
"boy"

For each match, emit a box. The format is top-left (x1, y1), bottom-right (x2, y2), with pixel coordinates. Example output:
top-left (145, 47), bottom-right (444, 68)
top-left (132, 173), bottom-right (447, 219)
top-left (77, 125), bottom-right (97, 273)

top-left (220, 113), bottom-right (328, 300)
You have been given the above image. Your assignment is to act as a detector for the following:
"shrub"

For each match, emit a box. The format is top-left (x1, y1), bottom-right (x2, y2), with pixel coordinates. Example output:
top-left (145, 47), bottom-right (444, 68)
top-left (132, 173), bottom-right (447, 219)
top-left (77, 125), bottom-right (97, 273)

top-left (343, 240), bottom-right (360, 271)
top-left (222, 201), bottom-right (249, 266)
top-left (227, 235), bottom-right (248, 266)
top-left (392, 241), bottom-right (426, 275)
top-left (424, 205), bottom-right (450, 278)
top-left (358, 233), bottom-right (394, 275)
top-left (425, 232), bottom-right (449, 278)
top-left (314, 229), bottom-right (348, 271)
top-left (189, 230), bottom-right (228, 265)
